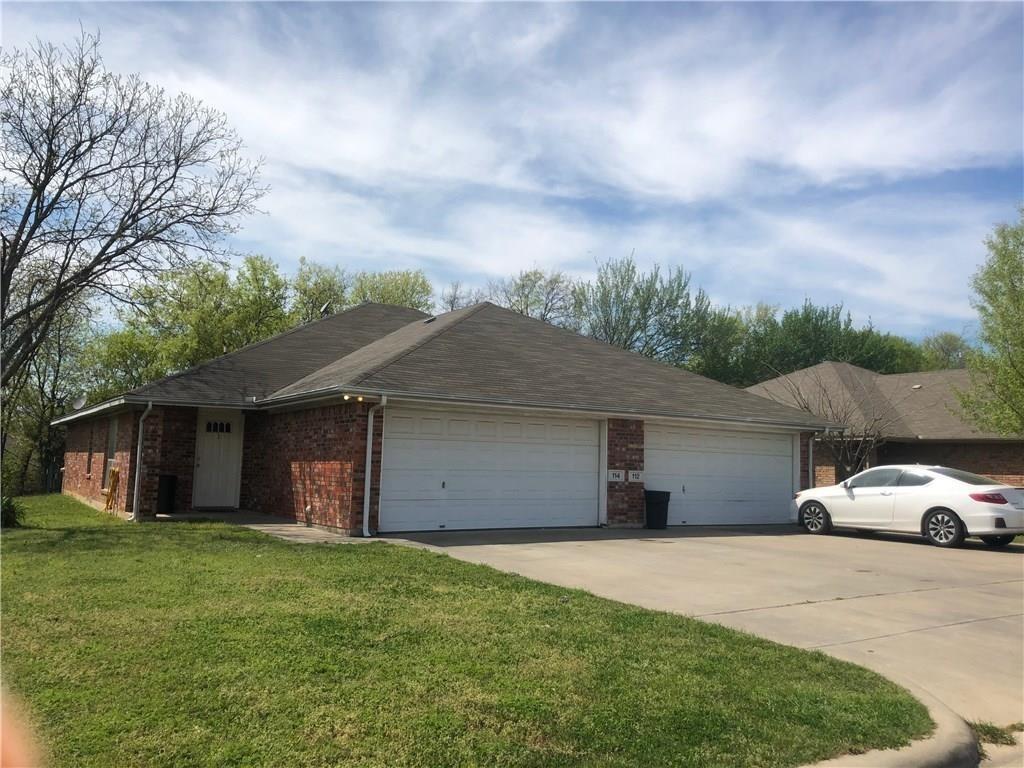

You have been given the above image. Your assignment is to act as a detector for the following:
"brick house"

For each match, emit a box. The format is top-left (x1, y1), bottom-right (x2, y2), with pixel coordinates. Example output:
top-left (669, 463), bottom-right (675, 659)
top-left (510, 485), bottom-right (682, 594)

top-left (56, 302), bottom-right (826, 533)
top-left (747, 362), bottom-right (1024, 487)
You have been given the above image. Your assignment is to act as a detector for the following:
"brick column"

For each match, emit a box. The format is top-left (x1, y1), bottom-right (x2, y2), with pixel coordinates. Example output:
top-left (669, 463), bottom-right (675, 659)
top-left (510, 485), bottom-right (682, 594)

top-left (606, 418), bottom-right (645, 526)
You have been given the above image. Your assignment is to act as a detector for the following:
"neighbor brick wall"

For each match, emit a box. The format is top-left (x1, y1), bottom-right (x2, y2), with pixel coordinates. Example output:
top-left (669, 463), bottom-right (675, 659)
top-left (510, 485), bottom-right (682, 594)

top-left (62, 411), bottom-right (137, 517)
top-left (809, 440), bottom-right (1024, 487)
top-left (240, 402), bottom-right (381, 533)
top-left (879, 441), bottom-right (1024, 487)
top-left (606, 418), bottom-right (644, 526)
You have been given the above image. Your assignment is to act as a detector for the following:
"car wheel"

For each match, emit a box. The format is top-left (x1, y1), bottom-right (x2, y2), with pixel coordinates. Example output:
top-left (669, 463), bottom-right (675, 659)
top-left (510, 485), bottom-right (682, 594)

top-left (800, 501), bottom-right (832, 535)
top-left (980, 534), bottom-right (1016, 548)
top-left (923, 509), bottom-right (965, 548)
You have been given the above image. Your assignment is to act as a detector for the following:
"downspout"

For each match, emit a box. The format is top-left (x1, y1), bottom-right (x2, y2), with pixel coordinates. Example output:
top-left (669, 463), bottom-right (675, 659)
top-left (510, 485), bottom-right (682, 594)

top-left (130, 402), bottom-right (153, 522)
top-left (362, 395), bottom-right (387, 537)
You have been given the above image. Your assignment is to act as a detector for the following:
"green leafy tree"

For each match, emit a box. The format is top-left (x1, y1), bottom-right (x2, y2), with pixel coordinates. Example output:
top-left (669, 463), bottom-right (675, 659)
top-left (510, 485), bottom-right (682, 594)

top-left (731, 301), bottom-right (926, 386)
top-left (291, 257), bottom-right (349, 323)
top-left (84, 256), bottom-right (290, 401)
top-left (921, 332), bottom-right (971, 370)
top-left (572, 256), bottom-right (715, 366)
top-left (79, 328), bottom-right (166, 404)
top-left (2, 303), bottom-right (90, 494)
top-left (959, 211), bottom-right (1024, 435)
top-left (488, 269), bottom-right (576, 325)
top-left (349, 270), bottom-right (433, 312)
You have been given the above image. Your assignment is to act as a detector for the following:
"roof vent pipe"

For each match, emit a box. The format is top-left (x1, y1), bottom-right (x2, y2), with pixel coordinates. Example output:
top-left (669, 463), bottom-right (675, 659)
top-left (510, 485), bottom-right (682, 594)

top-left (130, 402), bottom-right (154, 522)
top-left (362, 395), bottom-right (387, 537)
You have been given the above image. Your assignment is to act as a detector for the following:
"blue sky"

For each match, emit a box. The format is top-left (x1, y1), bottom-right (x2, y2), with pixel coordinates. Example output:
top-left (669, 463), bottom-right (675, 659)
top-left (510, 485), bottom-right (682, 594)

top-left (5, 2), bottom-right (1022, 338)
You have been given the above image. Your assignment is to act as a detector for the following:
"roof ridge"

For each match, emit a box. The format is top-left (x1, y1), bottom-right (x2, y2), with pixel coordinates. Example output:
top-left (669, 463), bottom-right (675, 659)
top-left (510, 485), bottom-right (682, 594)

top-left (132, 303), bottom-right (426, 397)
top-left (347, 302), bottom-right (491, 388)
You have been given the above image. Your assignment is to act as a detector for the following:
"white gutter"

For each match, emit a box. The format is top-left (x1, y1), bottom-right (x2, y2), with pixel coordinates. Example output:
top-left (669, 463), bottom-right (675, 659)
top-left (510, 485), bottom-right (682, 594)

top-left (260, 386), bottom-right (833, 432)
top-left (51, 397), bottom-right (129, 426)
top-left (362, 395), bottom-right (387, 537)
top-left (130, 402), bottom-right (154, 522)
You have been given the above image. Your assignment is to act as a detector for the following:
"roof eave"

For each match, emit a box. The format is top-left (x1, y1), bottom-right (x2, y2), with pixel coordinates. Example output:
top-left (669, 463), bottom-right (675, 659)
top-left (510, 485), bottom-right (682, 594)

top-left (50, 396), bottom-right (136, 426)
top-left (262, 385), bottom-right (833, 431)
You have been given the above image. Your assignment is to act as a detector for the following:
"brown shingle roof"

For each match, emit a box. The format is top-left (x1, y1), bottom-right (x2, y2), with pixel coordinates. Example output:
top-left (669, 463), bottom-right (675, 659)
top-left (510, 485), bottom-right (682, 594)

top-left (128, 303), bottom-right (429, 405)
top-left (270, 302), bottom-right (827, 428)
top-left (747, 361), bottom-right (1006, 440)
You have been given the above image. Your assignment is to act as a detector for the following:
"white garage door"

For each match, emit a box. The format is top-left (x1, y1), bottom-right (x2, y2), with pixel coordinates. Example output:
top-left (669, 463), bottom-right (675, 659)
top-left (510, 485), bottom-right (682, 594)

top-left (379, 408), bottom-right (600, 532)
top-left (645, 425), bottom-right (795, 525)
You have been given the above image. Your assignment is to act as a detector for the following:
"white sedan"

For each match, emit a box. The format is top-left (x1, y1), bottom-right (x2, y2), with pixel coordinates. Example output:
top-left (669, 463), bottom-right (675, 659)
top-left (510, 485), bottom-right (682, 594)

top-left (793, 465), bottom-right (1024, 547)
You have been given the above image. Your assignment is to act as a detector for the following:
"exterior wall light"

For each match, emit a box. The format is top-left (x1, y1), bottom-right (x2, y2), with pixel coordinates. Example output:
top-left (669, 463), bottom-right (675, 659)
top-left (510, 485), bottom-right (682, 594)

top-left (343, 394), bottom-right (351, 401)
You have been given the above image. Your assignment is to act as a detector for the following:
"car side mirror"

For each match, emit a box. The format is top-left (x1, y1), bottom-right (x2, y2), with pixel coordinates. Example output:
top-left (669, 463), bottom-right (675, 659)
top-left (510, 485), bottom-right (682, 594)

top-left (841, 480), bottom-right (851, 489)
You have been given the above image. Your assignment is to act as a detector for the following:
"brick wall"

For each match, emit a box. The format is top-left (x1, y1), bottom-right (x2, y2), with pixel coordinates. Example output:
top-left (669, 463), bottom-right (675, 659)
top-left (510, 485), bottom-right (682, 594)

top-left (606, 418), bottom-right (644, 526)
top-left (134, 407), bottom-right (197, 516)
top-left (810, 439), bottom-right (1024, 487)
top-left (799, 432), bottom-right (812, 489)
top-left (879, 441), bottom-right (1024, 486)
top-left (61, 411), bottom-right (137, 516)
top-left (241, 402), bottom-right (380, 533)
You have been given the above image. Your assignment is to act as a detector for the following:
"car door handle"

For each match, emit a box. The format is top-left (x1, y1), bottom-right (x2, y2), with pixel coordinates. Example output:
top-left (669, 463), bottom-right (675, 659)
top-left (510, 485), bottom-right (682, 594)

top-left (880, 491), bottom-right (893, 496)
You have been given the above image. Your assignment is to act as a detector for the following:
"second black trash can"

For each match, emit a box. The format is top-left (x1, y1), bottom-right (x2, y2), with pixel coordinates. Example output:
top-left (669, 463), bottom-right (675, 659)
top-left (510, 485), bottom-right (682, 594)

top-left (644, 490), bottom-right (671, 529)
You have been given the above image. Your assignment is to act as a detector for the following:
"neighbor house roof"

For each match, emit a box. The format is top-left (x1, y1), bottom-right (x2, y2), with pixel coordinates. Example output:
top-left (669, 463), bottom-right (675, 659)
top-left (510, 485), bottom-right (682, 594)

top-left (746, 361), bottom-right (1006, 441)
top-left (58, 302), bottom-right (828, 430)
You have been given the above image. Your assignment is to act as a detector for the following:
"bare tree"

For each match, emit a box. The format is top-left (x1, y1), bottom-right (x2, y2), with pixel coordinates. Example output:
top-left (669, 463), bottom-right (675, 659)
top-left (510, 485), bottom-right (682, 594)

top-left (1, 33), bottom-right (264, 388)
top-left (439, 280), bottom-right (487, 312)
top-left (769, 365), bottom-right (917, 481)
top-left (488, 268), bottom-right (575, 326)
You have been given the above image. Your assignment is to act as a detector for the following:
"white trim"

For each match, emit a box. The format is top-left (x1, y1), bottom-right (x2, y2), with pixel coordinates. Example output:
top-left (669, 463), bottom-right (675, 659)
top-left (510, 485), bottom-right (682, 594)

top-left (57, 387), bottom-right (829, 433)
top-left (51, 397), bottom-right (129, 425)
top-left (377, 405), bottom-right (600, 532)
top-left (343, 393), bottom-right (822, 433)
top-left (599, 419), bottom-right (609, 525)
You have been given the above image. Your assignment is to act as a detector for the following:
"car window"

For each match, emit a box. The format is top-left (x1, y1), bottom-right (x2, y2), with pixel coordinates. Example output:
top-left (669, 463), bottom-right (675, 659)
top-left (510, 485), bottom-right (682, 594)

top-left (848, 468), bottom-right (902, 488)
top-left (928, 467), bottom-right (999, 485)
top-left (898, 471), bottom-right (933, 487)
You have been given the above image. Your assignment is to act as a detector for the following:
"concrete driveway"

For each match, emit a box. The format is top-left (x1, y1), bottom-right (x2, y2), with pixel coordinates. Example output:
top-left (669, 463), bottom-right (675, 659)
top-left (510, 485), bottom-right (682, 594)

top-left (394, 525), bottom-right (1024, 759)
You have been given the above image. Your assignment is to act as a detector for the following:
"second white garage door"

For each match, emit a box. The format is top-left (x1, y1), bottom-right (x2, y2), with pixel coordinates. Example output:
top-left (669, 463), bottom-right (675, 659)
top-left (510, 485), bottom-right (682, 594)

top-left (379, 408), bottom-right (600, 532)
top-left (645, 425), bottom-right (795, 525)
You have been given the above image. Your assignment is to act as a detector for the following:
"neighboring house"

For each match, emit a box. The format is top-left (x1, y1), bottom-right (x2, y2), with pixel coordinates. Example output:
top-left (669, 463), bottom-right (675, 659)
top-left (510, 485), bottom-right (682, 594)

top-left (56, 302), bottom-right (828, 533)
top-left (747, 361), bottom-right (1024, 487)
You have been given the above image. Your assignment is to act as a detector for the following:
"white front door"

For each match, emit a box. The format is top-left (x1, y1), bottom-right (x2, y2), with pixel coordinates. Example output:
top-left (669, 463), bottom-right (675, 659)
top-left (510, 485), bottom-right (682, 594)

top-left (193, 409), bottom-right (244, 508)
top-left (379, 407), bottom-right (600, 532)
top-left (644, 424), bottom-right (795, 525)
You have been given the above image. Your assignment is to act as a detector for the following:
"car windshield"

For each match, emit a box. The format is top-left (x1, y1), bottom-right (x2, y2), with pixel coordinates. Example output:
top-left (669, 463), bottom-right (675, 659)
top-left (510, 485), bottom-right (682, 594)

top-left (929, 467), bottom-right (1000, 486)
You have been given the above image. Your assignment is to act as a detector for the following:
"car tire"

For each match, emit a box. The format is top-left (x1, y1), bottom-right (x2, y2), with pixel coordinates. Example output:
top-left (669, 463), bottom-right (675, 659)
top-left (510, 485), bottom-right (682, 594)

top-left (923, 509), bottom-right (966, 548)
top-left (980, 534), bottom-right (1016, 548)
top-left (799, 501), bottom-right (832, 535)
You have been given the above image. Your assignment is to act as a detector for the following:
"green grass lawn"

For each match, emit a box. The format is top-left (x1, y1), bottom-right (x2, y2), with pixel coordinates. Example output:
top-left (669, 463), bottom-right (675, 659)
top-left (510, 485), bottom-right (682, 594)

top-left (2, 495), bottom-right (932, 767)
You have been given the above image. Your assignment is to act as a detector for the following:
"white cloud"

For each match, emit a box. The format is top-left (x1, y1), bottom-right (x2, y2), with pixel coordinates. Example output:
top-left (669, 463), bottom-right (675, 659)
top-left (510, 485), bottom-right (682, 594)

top-left (3, 2), bottom-right (1020, 336)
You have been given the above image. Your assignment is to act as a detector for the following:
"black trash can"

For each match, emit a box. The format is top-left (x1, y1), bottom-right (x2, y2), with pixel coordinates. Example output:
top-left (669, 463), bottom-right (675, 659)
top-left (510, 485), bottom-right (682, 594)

top-left (644, 490), bottom-right (671, 530)
top-left (157, 474), bottom-right (177, 515)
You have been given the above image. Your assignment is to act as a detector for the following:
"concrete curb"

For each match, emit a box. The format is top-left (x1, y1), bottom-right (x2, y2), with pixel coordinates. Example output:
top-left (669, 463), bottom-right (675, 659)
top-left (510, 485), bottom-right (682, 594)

top-left (808, 682), bottom-right (979, 768)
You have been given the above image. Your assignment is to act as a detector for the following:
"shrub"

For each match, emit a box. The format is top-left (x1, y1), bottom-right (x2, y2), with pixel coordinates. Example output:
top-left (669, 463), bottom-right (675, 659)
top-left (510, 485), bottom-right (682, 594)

top-left (1, 496), bottom-right (25, 528)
